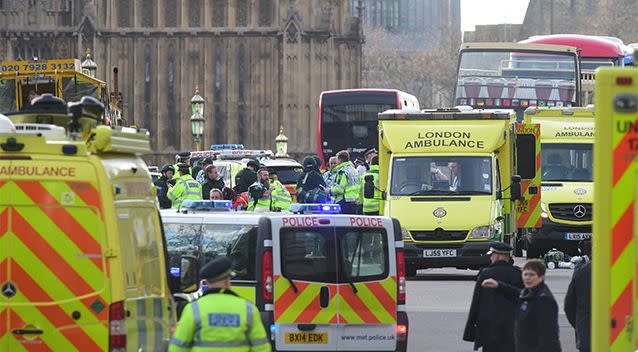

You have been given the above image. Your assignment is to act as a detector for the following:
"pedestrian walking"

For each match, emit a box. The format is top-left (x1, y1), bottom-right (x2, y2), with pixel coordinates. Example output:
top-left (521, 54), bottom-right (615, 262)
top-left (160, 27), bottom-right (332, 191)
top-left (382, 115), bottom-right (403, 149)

top-left (564, 261), bottom-right (591, 352)
top-left (463, 242), bottom-right (523, 352)
top-left (482, 259), bottom-right (561, 352)
top-left (169, 257), bottom-right (271, 352)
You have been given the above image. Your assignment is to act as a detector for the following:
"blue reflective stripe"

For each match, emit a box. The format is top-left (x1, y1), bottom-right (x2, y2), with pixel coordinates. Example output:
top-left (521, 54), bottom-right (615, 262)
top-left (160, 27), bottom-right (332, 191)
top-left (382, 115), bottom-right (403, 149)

top-left (252, 337), bottom-right (270, 346)
top-left (192, 301), bottom-right (202, 342)
top-left (193, 340), bottom-right (249, 347)
top-left (170, 337), bottom-right (193, 348)
top-left (246, 301), bottom-right (253, 345)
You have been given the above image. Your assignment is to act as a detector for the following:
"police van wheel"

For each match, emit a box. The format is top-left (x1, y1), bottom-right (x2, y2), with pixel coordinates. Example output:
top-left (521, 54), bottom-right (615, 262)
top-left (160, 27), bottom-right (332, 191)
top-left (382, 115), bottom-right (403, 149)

top-left (406, 266), bottom-right (417, 278)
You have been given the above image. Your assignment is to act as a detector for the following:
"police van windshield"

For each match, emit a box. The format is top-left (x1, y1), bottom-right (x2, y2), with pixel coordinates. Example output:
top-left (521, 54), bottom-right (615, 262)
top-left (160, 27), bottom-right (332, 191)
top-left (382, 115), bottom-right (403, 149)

top-left (391, 156), bottom-right (492, 196)
top-left (164, 223), bottom-right (258, 287)
top-left (280, 228), bottom-right (389, 283)
top-left (269, 166), bottom-right (303, 184)
top-left (541, 143), bottom-right (592, 182)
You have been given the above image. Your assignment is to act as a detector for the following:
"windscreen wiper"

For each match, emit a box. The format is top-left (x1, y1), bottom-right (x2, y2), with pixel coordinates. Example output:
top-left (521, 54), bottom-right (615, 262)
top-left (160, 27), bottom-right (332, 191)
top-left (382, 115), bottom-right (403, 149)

top-left (286, 277), bottom-right (299, 293)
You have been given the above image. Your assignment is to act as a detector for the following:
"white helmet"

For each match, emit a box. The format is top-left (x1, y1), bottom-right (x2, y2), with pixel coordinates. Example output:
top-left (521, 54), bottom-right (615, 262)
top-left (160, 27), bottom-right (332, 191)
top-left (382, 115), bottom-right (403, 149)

top-left (0, 113), bottom-right (16, 134)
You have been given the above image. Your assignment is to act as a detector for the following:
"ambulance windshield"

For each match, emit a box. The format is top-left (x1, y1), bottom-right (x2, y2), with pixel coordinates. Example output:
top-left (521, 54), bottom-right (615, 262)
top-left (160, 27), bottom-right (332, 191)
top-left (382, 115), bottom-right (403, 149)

top-left (390, 156), bottom-right (492, 196)
top-left (541, 143), bottom-right (592, 182)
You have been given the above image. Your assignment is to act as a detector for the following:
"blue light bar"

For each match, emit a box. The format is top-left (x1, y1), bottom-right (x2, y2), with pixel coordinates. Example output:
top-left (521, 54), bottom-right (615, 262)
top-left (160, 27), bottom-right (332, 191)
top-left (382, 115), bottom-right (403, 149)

top-left (181, 200), bottom-right (232, 210)
top-left (210, 144), bottom-right (245, 150)
top-left (289, 203), bottom-right (341, 214)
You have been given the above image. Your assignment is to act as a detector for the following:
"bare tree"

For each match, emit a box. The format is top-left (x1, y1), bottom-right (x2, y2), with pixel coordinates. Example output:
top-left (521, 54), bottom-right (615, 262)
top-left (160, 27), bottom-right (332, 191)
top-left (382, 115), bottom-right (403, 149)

top-left (362, 26), bottom-right (459, 108)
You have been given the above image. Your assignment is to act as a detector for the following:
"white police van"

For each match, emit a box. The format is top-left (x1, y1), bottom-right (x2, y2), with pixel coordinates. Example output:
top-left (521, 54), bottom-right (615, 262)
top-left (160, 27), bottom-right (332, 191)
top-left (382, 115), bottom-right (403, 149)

top-left (162, 201), bottom-right (408, 352)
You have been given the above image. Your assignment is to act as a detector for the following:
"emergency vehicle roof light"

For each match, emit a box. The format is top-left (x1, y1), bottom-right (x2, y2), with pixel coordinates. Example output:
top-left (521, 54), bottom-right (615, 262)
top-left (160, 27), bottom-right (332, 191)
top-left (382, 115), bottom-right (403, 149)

top-left (210, 144), bottom-right (245, 150)
top-left (379, 108), bottom-right (512, 121)
top-left (181, 200), bottom-right (232, 210)
top-left (289, 203), bottom-right (341, 214)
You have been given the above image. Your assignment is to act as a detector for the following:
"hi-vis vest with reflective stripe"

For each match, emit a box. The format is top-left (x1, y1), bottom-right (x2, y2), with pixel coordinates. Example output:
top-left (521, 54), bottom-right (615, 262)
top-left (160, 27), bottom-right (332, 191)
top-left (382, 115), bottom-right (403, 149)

top-left (168, 174), bottom-right (202, 208)
top-left (169, 291), bottom-right (271, 352)
top-left (332, 162), bottom-right (359, 203)
top-left (361, 165), bottom-right (380, 213)
top-left (270, 180), bottom-right (291, 211)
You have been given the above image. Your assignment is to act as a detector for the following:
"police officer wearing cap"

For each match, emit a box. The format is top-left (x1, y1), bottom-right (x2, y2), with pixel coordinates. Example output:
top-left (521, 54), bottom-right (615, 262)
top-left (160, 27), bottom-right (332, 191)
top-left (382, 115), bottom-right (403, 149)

top-left (168, 163), bottom-right (202, 209)
top-left (173, 151), bottom-right (193, 179)
top-left (169, 257), bottom-right (271, 352)
top-left (463, 242), bottom-right (523, 352)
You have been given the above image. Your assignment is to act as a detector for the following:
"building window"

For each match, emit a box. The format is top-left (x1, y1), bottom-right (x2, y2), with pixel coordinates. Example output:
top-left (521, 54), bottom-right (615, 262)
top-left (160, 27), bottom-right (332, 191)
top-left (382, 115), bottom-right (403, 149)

top-left (236, 0), bottom-right (248, 26)
top-left (214, 44), bottom-right (223, 142)
top-left (212, 0), bottom-right (226, 27)
top-left (167, 44), bottom-right (178, 147)
top-left (165, 0), bottom-right (177, 27)
top-left (258, 0), bottom-right (271, 26)
top-left (189, 0), bottom-right (201, 27)
top-left (142, 0), bottom-right (154, 27)
top-left (144, 44), bottom-right (152, 132)
top-left (118, 0), bottom-right (131, 27)
top-left (237, 44), bottom-right (246, 143)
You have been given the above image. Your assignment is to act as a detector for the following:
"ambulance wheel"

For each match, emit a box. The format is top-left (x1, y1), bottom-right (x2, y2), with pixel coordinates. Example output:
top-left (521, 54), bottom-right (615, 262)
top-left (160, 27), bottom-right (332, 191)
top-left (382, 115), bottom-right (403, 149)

top-left (406, 266), bottom-right (417, 278)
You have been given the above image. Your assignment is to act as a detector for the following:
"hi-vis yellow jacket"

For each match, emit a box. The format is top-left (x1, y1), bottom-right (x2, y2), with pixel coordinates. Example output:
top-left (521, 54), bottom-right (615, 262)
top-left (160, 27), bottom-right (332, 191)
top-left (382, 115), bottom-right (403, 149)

top-left (169, 290), bottom-right (271, 352)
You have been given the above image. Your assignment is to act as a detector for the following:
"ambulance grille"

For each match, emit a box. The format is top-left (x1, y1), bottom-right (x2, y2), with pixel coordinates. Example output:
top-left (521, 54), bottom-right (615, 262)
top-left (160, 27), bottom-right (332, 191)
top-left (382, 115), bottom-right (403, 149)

top-left (548, 203), bottom-right (592, 222)
top-left (410, 229), bottom-right (468, 241)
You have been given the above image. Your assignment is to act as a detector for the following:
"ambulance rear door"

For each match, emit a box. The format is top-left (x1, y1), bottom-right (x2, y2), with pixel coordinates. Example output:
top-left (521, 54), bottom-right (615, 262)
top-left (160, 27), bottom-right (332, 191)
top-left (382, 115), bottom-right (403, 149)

top-left (334, 216), bottom-right (398, 352)
top-left (3, 157), bottom-right (109, 351)
top-left (272, 215), bottom-right (339, 351)
top-left (515, 123), bottom-right (542, 231)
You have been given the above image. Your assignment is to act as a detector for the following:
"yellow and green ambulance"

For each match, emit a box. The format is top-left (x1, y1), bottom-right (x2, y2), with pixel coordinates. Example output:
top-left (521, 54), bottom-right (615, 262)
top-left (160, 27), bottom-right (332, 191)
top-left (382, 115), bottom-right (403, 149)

top-left (523, 106), bottom-right (594, 258)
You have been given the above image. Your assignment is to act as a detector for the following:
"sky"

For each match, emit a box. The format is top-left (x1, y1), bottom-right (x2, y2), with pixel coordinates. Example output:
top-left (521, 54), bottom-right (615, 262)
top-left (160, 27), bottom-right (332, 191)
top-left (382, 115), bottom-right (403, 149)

top-left (461, 0), bottom-right (531, 32)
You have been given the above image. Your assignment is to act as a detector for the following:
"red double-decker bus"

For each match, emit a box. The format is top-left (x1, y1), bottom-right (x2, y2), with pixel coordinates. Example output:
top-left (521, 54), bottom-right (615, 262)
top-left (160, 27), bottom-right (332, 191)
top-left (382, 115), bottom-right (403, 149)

top-left (317, 89), bottom-right (419, 166)
top-left (520, 34), bottom-right (625, 105)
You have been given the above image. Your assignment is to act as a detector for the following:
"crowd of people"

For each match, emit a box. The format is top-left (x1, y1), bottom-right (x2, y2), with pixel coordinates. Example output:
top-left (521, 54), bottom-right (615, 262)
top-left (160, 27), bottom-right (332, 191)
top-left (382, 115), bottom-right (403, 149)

top-left (153, 147), bottom-right (381, 214)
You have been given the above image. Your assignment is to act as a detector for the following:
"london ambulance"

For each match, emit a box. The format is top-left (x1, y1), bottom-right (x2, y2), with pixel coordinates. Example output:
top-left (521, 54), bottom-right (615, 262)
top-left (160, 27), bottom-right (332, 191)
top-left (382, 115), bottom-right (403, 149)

top-left (162, 201), bottom-right (408, 351)
top-left (522, 106), bottom-right (594, 258)
top-left (0, 95), bottom-right (175, 351)
top-left (591, 67), bottom-right (638, 352)
top-left (366, 107), bottom-right (540, 276)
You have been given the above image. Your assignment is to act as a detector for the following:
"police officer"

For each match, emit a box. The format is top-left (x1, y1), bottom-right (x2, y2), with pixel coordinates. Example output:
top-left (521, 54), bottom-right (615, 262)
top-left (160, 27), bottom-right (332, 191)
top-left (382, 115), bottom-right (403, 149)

top-left (360, 155), bottom-right (380, 215)
top-left (269, 172), bottom-right (292, 211)
top-left (168, 163), bottom-right (202, 209)
top-left (234, 159), bottom-right (259, 194)
top-left (173, 151), bottom-right (193, 179)
top-left (463, 242), bottom-right (523, 352)
top-left (247, 168), bottom-right (272, 211)
top-left (327, 150), bottom-right (359, 214)
top-left (155, 164), bottom-right (175, 209)
top-left (169, 257), bottom-right (271, 352)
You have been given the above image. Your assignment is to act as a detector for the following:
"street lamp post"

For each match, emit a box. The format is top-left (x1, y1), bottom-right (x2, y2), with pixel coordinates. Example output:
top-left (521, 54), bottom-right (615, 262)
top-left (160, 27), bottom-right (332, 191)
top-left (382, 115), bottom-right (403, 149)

top-left (190, 87), bottom-right (205, 151)
top-left (275, 126), bottom-right (289, 157)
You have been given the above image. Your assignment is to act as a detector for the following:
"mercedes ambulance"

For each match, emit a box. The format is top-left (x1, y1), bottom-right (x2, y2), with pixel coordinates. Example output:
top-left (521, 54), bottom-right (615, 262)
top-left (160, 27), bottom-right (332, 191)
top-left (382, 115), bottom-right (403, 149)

top-left (0, 95), bottom-right (175, 351)
top-left (522, 106), bottom-right (594, 258)
top-left (162, 201), bottom-right (408, 351)
top-left (366, 107), bottom-right (541, 275)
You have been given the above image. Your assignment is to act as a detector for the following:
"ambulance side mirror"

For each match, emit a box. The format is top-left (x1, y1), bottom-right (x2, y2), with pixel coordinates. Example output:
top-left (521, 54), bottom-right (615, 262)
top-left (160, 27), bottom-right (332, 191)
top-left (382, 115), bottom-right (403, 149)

top-left (364, 175), bottom-right (375, 199)
top-left (179, 255), bottom-right (199, 292)
top-left (510, 175), bottom-right (522, 201)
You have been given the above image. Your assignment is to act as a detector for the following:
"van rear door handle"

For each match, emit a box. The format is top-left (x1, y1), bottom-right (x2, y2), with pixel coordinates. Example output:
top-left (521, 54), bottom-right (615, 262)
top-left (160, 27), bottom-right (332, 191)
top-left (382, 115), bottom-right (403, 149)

top-left (12, 329), bottom-right (43, 335)
top-left (319, 286), bottom-right (330, 308)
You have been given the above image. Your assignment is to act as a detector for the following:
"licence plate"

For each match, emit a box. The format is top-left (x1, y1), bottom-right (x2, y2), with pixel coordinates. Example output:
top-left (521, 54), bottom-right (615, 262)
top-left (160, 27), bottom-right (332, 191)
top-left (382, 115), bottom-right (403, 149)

top-left (564, 233), bottom-right (592, 240)
top-left (423, 249), bottom-right (457, 257)
top-left (285, 332), bottom-right (328, 344)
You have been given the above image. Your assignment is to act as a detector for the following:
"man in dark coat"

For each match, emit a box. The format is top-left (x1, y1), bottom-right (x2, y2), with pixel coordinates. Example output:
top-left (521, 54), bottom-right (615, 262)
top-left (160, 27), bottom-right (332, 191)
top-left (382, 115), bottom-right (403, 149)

top-left (564, 261), bottom-right (591, 352)
top-left (154, 164), bottom-right (174, 209)
top-left (233, 159), bottom-right (259, 194)
top-left (201, 164), bottom-right (226, 200)
top-left (463, 242), bottom-right (523, 352)
top-left (296, 156), bottom-right (326, 203)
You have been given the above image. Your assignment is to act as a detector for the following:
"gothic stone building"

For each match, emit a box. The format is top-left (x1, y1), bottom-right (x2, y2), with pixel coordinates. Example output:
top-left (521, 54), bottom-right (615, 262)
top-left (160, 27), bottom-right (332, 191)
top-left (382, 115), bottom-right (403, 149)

top-left (0, 0), bottom-right (363, 160)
